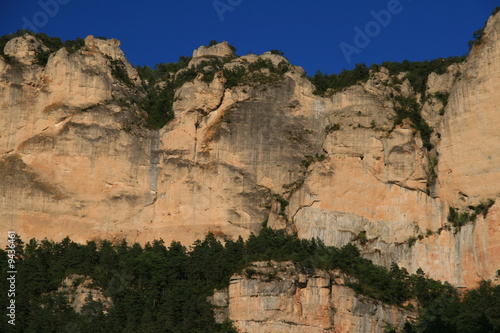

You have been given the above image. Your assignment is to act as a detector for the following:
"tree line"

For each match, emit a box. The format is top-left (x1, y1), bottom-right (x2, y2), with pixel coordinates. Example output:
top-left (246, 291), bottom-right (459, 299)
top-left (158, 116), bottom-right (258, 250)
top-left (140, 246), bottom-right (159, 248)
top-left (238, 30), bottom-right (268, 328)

top-left (2, 227), bottom-right (498, 332)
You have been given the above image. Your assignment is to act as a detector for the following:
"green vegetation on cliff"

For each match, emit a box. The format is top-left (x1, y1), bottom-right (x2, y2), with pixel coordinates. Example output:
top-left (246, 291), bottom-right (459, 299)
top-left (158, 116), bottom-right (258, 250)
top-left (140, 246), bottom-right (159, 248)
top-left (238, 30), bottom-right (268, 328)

top-left (135, 56), bottom-right (195, 129)
top-left (135, 54), bottom-right (290, 129)
top-left (309, 62), bottom-right (370, 95)
top-left (379, 56), bottom-right (465, 98)
top-left (447, 199), bottom-right (496, 232)
top-left (308, 56), bottom-right (465, 98)
top-left (390, 280), bottom-right (500, 333)
top-left (392, 95), bottom-right (434, 150)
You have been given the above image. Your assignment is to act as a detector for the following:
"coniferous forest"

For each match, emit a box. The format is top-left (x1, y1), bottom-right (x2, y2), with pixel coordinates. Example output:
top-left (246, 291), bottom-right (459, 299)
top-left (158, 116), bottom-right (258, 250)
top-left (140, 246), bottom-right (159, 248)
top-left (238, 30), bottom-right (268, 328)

top-left (1, 228), bottom-right (500, 332)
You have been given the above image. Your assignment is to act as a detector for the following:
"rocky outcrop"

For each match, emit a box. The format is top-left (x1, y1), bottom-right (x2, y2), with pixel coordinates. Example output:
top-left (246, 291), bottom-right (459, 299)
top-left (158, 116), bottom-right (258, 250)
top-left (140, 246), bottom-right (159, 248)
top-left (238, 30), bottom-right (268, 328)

top-left (174, 71), bottom-right (226, 114)
top-left (437, 13), bottom-right (500, 207)
top-left (0, 34), bottom-right (152, 245)
top-left (4, 34), bottom-right (49, 65)
top-left (192, 41), bottom-right (234, 59)
top-left (189, 41), bottom-right (235, 68)
top-left (58, 274), bottom-right (112, 313)
top-left (210, 261), bottom-right (413, 333)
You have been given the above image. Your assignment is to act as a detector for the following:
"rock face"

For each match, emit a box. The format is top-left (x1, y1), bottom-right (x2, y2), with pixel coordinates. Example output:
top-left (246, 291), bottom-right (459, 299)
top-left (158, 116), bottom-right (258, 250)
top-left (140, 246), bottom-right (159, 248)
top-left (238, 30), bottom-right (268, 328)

top-left (1, 11), bottom-right (500, 298)
top-left (437, 14), bottom-right (500, 207)
top-left (210, 261), bottom-right (413, 333)
top-left (192, 41), bottom-right (234, 59)
top-left (174, 71), bottom-right (226, 113)
top-left (58, 274), bottom-right (113, 313)
top-left (0, 34), bottom-right (154, 245)
top-left (190, 41), bottom-right (235, 68)
top-left (4, 34), bottom-right (49, 65)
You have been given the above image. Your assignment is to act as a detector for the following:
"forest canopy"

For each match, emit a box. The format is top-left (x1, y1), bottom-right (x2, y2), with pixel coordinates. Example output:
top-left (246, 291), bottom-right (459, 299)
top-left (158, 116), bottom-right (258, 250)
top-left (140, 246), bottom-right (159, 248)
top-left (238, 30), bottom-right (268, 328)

top-left (2, 228), bottom-right (499, 332)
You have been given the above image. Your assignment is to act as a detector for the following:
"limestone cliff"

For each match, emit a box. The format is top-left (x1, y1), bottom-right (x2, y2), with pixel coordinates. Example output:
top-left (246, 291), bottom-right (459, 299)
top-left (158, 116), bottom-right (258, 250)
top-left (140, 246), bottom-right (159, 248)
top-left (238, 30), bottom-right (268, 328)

top-left (279, 12), bottom-right (500, 287)
top-left (210, 261), bottom-right (414, 333)
top-left (1, 12), bottom-right (499, 299)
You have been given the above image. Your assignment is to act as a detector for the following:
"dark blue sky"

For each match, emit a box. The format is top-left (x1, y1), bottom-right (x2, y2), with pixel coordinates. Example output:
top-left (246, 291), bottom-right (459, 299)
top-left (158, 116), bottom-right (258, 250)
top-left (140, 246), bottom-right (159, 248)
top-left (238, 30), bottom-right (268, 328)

top-left (0, 0), bottom-right (497, 75)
